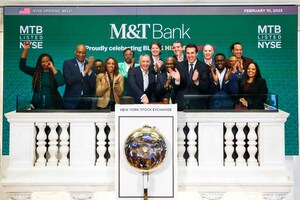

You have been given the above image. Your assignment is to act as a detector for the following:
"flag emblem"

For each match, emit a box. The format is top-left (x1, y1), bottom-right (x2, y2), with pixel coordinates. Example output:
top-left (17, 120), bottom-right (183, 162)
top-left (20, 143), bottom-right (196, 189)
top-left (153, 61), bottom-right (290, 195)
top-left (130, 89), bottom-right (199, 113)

top-left (19, 7), bottom-right (31, 15)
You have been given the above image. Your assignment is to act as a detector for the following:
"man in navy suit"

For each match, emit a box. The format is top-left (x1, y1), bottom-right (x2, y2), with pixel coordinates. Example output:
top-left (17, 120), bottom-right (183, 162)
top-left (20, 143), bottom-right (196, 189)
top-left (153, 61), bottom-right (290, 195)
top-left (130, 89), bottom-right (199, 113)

top-left (127, 54), bottom-right (156, 104)
top-left (176, 44), bottom-right (210, 111)
top-left (63, 44), bottom-right (96, 109)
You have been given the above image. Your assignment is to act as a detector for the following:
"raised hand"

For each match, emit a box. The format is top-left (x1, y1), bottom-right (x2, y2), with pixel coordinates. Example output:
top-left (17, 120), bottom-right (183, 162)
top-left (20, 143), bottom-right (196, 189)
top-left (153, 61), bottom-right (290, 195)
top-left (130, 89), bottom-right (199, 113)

top-left (21, 41), bottom-right (31, 58)
top-left (164, 76), bottom-right (172, 89)
top-left (84, 56), bottom-right (95, 74)
top-left (224, 68), bottom-right (231, 82)
top-left (130, 58), bottom-right (135, 67)
top-left (23, 41), bottom-right (30, 50)
top-left (192, 69), bottom-right (199, 82)
top-left (169, 68), bottom-right (180, 82)
top-left (48, 61), bottom-right (58, 74)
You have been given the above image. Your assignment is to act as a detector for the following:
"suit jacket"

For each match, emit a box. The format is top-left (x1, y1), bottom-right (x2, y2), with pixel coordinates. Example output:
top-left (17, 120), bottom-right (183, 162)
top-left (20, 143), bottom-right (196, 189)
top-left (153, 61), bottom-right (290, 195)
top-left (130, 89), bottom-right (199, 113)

top-left (127, 66), bottom-right (156, 104)
top-left (96, 73), bottom-right (124, 108)
top-left (63, 58), bottom-right (96, 109)
top-left (176, 59), bottom-right (210, 110)
top-left (209, 69), bottom-right (239, 109)
top-left (238, 78), bottom-right (268, 109)
top-left (155, 72), bottom-right (179, 103)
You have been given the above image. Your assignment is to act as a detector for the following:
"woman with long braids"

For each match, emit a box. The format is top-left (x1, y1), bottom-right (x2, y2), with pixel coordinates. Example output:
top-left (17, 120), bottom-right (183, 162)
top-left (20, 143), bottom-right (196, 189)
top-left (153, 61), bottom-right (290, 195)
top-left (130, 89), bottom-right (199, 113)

top-left (19, 41), bottom-right (65, 109)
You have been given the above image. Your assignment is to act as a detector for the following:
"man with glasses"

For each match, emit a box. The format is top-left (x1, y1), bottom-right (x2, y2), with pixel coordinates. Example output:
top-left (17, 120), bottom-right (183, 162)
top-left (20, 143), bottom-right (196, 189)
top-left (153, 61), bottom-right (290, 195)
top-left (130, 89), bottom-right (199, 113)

top-left (119, 48), bottom-right (139, 95)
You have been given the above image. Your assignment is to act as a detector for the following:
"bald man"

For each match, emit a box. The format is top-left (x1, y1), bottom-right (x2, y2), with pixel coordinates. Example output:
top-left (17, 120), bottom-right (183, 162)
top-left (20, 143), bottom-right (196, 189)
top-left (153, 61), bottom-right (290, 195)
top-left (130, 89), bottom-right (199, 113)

top-left (63, 44), bottom-right (96, 109)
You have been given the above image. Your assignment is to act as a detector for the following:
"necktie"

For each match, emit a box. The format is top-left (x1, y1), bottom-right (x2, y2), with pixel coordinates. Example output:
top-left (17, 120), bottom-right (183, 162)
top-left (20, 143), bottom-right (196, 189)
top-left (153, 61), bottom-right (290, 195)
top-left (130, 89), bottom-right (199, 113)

top-left (189, 63), bottom-right (194, 80)
top-left (143, 71), bottom-right (149, 91)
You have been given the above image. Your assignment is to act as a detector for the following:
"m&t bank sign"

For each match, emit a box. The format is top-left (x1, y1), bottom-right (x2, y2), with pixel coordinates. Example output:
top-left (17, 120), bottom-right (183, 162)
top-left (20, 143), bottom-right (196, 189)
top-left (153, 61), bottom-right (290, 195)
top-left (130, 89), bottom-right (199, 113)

top-left (110, 23), bottom-right (191, 40)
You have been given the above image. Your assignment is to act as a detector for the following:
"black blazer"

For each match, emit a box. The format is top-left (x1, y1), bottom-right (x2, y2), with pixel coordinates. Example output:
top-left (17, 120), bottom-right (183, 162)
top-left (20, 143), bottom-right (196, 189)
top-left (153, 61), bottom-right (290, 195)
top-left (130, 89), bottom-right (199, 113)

top-left (176, 59), bottom-right (210, 110)
top-left (238, 78), bottom-right (268, 109)
top-left (127, 66), bottom-right (156, 104)
top-left (155, 72), bottom-right (179, 102)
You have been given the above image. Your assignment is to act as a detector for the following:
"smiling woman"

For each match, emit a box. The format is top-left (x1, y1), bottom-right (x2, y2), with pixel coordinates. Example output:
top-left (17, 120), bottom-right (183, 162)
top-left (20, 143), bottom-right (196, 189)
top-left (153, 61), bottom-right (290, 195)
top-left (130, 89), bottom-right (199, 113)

top-left (95, 57), bottom-right (124, 111)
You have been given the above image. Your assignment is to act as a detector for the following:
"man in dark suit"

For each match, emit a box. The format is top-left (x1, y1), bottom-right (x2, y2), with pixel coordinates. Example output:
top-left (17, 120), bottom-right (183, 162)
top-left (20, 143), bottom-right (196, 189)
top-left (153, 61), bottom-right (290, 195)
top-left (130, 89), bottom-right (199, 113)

top-left (176, 44), bottom-right (210, 111)
top-left (127, 54), bottom-right (156, 104)
top-left (155, 56), bottom-right (181, 103)
top-left (63, 44), bottom-right (96, 109)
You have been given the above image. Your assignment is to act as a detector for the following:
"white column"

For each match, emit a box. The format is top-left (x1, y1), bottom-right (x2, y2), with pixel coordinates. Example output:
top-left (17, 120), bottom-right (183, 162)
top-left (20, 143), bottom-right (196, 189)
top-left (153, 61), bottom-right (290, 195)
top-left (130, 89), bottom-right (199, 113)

top-left (47, 122), bottom-right (58, 166)
top-left (35, 123), bottom-right (47, 167)
top-left (187, 122), bottom-right (197, 166)
top-left (235, 122), bottom-right (247, 166)
top-left (177, 123), bottom-right (186, 166)
top-left (224, 123), bottom-right (235, 166)
top-left (107, 123), bottom-right (115, 167)
top-left (58, 123), bottom-right (70, 167)
top-left (247, 122), bottom-right (259, 166)
top-left (95, 123), bottom-right (106, 166)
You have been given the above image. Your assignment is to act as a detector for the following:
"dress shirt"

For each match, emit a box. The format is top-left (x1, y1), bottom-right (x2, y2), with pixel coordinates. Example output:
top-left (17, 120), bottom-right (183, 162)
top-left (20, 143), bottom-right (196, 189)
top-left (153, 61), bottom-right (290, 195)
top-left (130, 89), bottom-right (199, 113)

top-left (216, 69), bottom-right (226, 89)
top-left (141, 68), bottom-right (149, 91)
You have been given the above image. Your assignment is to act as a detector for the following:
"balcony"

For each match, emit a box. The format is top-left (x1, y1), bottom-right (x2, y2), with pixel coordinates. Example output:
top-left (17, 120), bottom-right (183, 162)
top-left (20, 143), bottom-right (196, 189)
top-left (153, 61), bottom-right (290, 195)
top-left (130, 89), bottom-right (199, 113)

top-left (2, 100), bottom-right (292, 200)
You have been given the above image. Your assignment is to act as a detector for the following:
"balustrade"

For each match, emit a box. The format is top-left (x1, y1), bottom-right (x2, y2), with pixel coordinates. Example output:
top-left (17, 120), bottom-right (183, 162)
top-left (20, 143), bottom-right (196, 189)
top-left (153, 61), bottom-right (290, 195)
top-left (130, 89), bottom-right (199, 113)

top-left (3, 110), bottom-right (292, 200)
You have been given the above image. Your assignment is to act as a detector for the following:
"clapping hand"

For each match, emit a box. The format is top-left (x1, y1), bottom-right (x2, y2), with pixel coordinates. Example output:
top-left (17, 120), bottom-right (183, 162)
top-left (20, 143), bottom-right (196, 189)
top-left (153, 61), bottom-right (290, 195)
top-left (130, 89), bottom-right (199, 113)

top-left (169, 68), bottom-right (180, 82)
top-left (192, 69), bottom-right (199, 82)
top-left (115, 74), bottom-right (122, 84)
top-left (225, 68), bottom-right (231, 82)
top-left (84, 56), bottom-right (94, 74)
top-left (164, 76), bottom-right (172, 89)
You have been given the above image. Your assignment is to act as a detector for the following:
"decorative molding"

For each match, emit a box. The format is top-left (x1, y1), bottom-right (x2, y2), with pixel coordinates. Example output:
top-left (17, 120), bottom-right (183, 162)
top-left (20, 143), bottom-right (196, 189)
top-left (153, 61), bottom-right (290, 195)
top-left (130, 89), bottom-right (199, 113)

top-left (8, 193), bottom-right (31, 200)
top-left (200, 193), bottom-right (224, 200)
top-left (70, 192), bottom-right (93, 200)
top-left (262, 193), bottom-right (288, 200)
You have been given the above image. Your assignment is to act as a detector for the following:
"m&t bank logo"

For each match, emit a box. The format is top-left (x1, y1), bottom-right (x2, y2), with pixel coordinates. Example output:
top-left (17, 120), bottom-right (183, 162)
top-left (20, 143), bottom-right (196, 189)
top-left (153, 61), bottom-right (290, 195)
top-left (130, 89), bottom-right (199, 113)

top-left (19, 25), bottom-right (43, 49)
top-left (257, 25), bottom-right (281, 49)
top-left (110, 23), bottom-right (191, 40)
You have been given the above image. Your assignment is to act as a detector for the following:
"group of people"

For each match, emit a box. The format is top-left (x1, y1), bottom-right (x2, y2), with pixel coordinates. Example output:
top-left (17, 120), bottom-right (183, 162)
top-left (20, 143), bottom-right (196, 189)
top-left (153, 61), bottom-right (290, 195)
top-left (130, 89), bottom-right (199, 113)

top-left (19, 40), bottom-right (268, 111)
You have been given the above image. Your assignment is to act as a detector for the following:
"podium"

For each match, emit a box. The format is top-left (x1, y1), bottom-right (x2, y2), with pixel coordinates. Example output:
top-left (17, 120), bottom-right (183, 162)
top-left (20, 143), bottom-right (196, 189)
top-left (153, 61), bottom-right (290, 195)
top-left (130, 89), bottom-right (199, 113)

top-left (115, 104), bottom-right (178, 200)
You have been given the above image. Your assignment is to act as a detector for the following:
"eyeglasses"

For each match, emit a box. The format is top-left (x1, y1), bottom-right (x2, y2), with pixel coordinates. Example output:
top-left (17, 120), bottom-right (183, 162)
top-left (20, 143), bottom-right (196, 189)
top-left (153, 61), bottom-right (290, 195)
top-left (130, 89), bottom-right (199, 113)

top-left (124, 54), bottom-right (133, 57)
